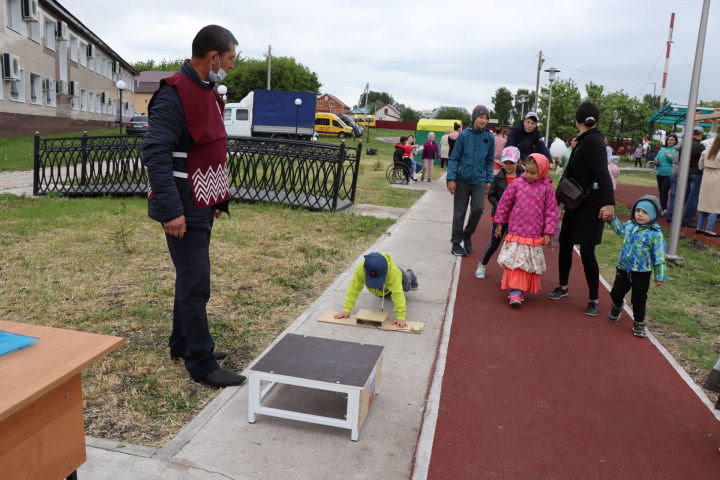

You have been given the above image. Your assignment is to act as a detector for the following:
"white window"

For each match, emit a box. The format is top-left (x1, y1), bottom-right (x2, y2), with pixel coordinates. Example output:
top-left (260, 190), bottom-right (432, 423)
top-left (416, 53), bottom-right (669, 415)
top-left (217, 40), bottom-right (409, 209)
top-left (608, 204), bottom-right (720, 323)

top-left (79, 41), bottom-right (87, 67)
top-left (10, 69), bottom-right (25, 102)
top-left (29, 73), bottom-right (42, 105)
top-left (69, 35), bottom-right (78, 63)
top-left (28, 17), bottom-right (40, 42)
top-left (71, 95), bottom-right (79, 110)
top-left (88, 91), bottom-right (94, 112)
top-left (5, 0), bottom-right (22, 32)
top-left (44, 16), bottom-right (56, 50)
top-left (80, 89), bottom-right (87, 111)
top-left (45, 78), bottom-right (56, 107)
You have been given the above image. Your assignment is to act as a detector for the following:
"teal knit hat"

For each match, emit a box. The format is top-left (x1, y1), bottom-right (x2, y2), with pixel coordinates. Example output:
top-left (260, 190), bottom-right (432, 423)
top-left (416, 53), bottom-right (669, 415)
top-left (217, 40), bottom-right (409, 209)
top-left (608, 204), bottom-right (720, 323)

top-left (636, 200), bottom-right (658, 221)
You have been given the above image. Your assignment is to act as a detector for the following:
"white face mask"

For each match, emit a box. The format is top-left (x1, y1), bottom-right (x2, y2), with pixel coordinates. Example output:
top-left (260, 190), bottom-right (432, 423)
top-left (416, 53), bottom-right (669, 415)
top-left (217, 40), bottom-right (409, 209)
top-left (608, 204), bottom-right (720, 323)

top-left (209, 58), bottom-right (227, 82)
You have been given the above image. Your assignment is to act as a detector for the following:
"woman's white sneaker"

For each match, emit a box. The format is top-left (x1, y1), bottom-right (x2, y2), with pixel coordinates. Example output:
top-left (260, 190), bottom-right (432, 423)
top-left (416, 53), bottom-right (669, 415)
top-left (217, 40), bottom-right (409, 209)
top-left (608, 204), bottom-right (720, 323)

top-left (475, 263), bottom-right (486, 279)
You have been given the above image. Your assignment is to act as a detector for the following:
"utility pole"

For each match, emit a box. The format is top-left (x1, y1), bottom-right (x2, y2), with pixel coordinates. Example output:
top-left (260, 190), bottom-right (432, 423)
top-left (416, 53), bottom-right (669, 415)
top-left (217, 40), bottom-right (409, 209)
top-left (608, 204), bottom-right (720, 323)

top-left (667, 1), bottom-right (710, 260)
top-left (534, 50), bottom-right (544, 113)
top-left (659, 13), bottom-right (675, 108)
top-left (266, 45), bottom-right (272, 90)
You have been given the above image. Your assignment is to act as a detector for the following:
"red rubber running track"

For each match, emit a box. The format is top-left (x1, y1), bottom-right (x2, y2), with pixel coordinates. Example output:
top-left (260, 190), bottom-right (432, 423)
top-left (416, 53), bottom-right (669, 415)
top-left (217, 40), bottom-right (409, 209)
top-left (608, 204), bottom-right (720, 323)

top-left (427, 199), bottom-right (720, 479)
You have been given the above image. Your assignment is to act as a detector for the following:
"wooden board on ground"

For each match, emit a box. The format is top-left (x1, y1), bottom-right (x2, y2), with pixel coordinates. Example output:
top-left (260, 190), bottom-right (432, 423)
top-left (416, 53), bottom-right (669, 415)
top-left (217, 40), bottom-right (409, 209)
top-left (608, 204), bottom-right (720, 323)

top-left (319, 311), bottom-right (424, 334)
top-left (355, 308), bottom-right (388, 324)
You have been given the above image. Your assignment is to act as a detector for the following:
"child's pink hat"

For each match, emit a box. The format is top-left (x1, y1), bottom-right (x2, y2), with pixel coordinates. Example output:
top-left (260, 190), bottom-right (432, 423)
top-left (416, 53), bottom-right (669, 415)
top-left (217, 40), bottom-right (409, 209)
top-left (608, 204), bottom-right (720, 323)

top-left (500, 146), bottom-right (520, 163)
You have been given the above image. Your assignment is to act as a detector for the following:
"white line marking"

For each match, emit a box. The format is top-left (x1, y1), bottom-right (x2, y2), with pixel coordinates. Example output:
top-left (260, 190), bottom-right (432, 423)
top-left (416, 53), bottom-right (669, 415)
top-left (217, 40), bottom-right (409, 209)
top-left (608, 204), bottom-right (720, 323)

top-left (411, 256), bottom-right (461, 480)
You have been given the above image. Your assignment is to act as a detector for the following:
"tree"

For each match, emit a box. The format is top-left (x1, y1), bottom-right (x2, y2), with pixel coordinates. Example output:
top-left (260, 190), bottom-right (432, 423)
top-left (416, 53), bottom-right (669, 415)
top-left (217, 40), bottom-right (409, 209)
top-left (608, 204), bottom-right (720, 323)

top-left (223, 56), bottom-right (321, 102)
top-left (537, 78), bottom-right (582, 142)
top-left (400, 107), bottom-right (420, 123)
top-left (491, 87), bottom-right (513, 125)
top-left (512, 88), bottom-right (536, 124)
top-left (132, 58), bottom-right (185, 72)
top-left (435, 107), bottom-right (471, 127)
top-left (358, 91), bottom-right (396, 112)
top-left (583, 82), bottom-right (605, 105)
top-left (699, 99), bottom-right (720, 107)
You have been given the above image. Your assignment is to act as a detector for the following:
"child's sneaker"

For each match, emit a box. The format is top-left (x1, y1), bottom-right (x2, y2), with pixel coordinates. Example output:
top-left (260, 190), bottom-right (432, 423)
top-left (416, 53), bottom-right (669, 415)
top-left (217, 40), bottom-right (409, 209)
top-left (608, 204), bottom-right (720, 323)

top-left (632, 321), bottom-right (647, 338)
top-left (475, 263), bottom-right (486, 279)
top-left (609, 302), bottom-right (623, 322)
top-left (508, 293), bottom-right (522, 306)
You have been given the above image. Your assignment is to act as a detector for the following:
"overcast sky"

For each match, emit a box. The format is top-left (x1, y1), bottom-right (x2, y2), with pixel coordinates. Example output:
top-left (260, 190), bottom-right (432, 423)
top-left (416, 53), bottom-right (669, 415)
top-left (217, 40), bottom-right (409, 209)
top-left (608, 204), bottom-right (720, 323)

top-left (62, 0), bottom-right (718, 112)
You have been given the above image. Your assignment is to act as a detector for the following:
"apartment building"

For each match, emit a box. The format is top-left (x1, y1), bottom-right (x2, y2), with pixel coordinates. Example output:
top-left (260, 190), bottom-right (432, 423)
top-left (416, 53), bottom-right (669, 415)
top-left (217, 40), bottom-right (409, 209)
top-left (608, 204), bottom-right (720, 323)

top-left (0, 0), bottom-right (138, 137)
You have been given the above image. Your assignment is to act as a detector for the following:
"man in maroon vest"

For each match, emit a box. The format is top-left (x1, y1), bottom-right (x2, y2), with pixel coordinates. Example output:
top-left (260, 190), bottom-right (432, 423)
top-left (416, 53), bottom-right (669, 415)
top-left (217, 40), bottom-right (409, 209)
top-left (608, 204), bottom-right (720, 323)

top-left (143, 25), bottom-right (245, 388)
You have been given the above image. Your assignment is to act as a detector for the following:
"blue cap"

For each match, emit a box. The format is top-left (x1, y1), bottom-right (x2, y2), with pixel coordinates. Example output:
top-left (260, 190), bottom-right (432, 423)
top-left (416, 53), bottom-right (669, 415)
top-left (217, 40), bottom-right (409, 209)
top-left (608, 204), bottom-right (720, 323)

top-left (363, 253), bottom-right (388, 290)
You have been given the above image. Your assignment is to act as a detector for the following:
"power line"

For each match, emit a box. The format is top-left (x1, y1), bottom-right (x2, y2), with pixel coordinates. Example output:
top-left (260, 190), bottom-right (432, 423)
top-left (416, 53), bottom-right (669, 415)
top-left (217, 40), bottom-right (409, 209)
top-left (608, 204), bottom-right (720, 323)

top-left (545, 58), bottom-right (653, 85)
top-left (672, 42), bottom-right (717, 100)
top-left (272, 48), bottom-right (537, 66)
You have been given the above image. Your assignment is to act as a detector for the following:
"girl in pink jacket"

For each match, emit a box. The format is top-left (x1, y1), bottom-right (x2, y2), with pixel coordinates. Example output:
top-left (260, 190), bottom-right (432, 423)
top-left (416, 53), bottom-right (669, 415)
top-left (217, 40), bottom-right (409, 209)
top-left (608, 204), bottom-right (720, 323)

top-left (494, 153), bottom-right (559, 306)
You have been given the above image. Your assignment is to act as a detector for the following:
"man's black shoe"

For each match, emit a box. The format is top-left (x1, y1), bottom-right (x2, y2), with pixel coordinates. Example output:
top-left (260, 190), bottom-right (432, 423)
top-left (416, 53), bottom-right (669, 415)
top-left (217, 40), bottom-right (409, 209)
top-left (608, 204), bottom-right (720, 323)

top-left (172, 350), bottom-right (228, 361)
top-left (547, 286), bottom-right (568, 300)
top-left (609, 302), bottom-right (623, 322)
top-left (451, 243), bottom-right (467, 257)
top-left (194, 367), bottom-right (247, 388)
top-left (584, 301), bottom-right (599, 317)
top-left (463, 234), bottom-right (473, 253)
top-left (632, 321), bottom-right (647, 338)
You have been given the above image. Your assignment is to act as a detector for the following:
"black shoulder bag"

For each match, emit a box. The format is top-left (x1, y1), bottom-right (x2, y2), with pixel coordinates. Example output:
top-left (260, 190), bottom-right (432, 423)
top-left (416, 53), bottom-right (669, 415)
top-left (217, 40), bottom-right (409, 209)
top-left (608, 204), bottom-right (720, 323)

top-left (556, 154), bottom-right (589, 211)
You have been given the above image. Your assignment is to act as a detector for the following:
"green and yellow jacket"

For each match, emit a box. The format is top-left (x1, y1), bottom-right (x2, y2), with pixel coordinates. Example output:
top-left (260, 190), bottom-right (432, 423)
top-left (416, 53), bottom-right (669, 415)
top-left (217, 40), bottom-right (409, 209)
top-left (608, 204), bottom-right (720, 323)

top-left (343, 252), bottom-right (406, 320)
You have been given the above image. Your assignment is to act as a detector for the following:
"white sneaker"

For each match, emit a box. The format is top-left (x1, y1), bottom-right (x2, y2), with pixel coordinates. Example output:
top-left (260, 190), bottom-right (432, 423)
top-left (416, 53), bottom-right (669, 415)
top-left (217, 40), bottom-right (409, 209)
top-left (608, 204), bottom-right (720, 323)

top-left (475, 263), bottom-right (486, 279)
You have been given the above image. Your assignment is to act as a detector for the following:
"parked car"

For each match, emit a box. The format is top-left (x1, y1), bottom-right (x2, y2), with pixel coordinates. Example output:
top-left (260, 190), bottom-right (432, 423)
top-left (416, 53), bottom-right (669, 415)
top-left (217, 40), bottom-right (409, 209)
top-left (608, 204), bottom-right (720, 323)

top-left (337, 113), bottom-right (363, 137)
top-left (125, 115), bottom-right (149, 136)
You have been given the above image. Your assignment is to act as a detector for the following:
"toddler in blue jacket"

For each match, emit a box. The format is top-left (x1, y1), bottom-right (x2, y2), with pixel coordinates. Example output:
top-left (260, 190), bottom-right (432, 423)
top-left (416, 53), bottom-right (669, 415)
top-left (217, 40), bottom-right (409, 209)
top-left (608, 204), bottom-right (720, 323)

top-left (605, 195), bottom-right (667, 338)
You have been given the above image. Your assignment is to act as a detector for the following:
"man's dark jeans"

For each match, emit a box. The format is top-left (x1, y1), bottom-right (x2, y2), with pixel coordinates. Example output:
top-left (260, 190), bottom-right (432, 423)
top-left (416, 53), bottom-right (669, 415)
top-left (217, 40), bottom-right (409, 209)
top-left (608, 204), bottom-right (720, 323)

top-left (451, 180), bottom-right (486, 245)
top-left (166, 227), bottom-right (219, 379)
top-left (681, 173), bottom-right (703, 226)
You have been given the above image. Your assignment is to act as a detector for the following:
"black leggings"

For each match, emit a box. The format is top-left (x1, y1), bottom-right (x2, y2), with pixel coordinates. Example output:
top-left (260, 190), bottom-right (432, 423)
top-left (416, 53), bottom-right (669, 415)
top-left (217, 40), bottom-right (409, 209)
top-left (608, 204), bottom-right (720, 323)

top-left (558, 238), bottom-right (599, 300)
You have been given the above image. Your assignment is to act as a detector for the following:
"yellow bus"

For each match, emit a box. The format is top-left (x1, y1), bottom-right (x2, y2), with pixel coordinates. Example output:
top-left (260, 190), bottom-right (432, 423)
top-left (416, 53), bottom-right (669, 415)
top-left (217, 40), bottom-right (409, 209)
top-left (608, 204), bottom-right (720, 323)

top-left (353, 114), bottom-right (376, 127)
top-left (314, 112), bottom-right (355, 137)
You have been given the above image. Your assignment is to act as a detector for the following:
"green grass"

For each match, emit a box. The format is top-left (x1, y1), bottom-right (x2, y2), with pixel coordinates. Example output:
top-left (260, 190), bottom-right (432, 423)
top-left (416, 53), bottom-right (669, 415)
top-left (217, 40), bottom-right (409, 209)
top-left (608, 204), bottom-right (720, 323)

top-left (595, 219), bottom-right (720, 377)
top-left (616, 169), bottom-right (659, 187)
top-left (0, 128), bottom-right (119, 172)
top-left (317, 127), bottom-right (426, 208)
top-left (0, 194), bottom-right (395, 446)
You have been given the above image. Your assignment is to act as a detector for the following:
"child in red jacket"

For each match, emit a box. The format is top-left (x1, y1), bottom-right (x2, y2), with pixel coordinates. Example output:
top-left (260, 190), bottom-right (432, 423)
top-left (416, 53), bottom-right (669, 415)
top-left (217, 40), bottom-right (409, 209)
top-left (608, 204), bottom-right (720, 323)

top-left (493, 153), bottom-right (559, 306)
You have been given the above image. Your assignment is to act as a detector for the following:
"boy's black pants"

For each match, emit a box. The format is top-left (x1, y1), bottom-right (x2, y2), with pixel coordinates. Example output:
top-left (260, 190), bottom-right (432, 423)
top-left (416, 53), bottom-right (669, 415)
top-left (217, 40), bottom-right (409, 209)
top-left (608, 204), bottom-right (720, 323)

top-left (609, 269), bottom-right (651, 323)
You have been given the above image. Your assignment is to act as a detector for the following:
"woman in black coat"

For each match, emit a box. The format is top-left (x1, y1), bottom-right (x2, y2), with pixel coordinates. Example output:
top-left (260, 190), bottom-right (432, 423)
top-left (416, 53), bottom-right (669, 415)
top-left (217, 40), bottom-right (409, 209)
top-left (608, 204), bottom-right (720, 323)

top-left (547, 102), bottom-right (615, 316)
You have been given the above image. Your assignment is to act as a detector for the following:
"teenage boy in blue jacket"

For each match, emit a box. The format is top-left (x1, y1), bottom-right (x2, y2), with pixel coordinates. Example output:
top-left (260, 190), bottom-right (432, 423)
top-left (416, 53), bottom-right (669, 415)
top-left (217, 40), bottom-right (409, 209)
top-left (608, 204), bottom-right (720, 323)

top-left (605, 195), bottom-right (667, 338)
top-left (446, 105), bottom-right (495, 256)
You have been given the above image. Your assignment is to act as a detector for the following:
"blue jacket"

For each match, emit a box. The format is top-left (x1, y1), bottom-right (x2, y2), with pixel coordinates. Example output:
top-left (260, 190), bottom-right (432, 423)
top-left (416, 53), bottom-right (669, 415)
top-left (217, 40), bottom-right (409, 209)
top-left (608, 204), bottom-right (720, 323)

top-left (142, 61), bottom-right (219, 228)
top-left (609, 196), bottom-right (667, 282)
top-left (446, 127), bottom-right (495, 184)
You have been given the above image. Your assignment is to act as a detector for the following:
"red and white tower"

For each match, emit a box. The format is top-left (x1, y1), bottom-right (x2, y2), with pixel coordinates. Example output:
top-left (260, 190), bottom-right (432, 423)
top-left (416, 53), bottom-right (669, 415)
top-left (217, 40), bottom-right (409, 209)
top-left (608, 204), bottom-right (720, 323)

top-left (659, 12), bottom-right (675, 108)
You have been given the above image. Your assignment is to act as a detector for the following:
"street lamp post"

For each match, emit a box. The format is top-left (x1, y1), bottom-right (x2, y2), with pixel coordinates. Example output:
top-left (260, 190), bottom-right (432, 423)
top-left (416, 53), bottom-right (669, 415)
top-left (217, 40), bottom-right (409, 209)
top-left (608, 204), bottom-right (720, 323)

top-left (517, 94), bottom-right (528, 122)
top-left (217, 84), bottom-right (227, 102)
top-left (544, 68), bottom-right (560, 145)
top-left (294, 98), bottom-right (302, 139)
top-left (115, 79), bottom-right (126, 136)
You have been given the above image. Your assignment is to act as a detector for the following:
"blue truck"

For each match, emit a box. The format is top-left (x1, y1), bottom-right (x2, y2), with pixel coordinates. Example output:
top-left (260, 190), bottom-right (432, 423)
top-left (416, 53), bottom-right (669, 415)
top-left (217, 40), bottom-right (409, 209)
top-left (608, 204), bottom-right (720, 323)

top-left (223, 89), bottom-right (316, 140)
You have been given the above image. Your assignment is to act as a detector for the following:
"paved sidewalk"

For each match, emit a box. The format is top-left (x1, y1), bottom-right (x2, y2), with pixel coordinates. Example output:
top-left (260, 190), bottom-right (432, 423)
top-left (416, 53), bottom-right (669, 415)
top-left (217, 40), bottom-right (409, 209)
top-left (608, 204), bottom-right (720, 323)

top-left (0, 170), bottom-right (33, 196)
top-left (79, 179), bottom-right (458, 479)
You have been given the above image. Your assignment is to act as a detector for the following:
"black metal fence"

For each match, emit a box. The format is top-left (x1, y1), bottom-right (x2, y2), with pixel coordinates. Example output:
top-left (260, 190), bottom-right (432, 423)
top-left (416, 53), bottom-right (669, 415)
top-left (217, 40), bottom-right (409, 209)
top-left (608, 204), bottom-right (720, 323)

top-left (33, 134), bottom-right (362, 211)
